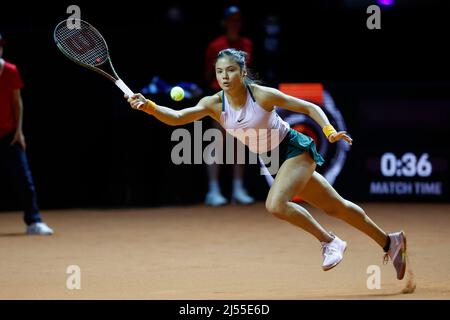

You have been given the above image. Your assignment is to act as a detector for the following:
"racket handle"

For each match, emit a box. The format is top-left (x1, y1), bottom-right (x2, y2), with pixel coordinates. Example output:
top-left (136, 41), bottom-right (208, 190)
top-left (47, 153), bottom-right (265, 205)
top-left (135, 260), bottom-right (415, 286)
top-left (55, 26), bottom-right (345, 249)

top-left (115, 79), bottom-right (144, 109)
top-left (115, 79), bottom-right (134, 96)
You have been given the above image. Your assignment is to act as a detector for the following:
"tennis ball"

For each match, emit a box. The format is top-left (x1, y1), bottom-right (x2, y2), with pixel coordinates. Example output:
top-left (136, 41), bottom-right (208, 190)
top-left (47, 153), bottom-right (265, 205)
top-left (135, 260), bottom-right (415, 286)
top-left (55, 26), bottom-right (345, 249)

top-left (170, 86), bottom-right (185, 101)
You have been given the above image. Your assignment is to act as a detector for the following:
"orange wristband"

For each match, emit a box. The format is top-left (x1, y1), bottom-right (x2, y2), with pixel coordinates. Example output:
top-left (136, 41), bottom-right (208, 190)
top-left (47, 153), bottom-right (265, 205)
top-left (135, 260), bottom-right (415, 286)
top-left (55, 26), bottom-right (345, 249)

top-left (322, 124), bottom-right (337, 138)
top-left (143, 99), bottom-right (157, 113)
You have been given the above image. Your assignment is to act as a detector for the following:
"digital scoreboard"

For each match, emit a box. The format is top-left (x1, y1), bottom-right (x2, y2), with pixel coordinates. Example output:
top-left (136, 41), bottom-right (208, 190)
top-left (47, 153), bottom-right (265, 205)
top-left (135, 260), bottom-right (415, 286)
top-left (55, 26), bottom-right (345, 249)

top-left (278, 83), bottom-right (449, 202)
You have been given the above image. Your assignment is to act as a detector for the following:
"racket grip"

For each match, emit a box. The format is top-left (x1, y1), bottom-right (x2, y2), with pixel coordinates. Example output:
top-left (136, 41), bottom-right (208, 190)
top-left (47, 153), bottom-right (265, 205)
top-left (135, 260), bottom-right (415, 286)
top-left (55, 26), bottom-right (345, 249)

top-left (115, 79), bottom-right (134, 96)
top-left (116, 79), bottom-right (144, 109)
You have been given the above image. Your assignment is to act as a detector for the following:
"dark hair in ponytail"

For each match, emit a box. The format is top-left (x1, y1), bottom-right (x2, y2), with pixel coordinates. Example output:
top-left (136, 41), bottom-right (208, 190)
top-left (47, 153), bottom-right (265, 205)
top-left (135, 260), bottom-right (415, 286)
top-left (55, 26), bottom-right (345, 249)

top-left (216, 48), bottom-right (262, 85)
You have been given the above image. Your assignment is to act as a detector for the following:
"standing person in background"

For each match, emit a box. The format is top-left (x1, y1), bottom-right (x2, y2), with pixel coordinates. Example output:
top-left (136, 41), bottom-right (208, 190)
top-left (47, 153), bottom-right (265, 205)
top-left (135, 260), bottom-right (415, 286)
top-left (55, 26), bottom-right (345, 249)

top-left (0, 32), bottom-right (53, 235)
top-left (203, 5), bottom-right (255, 206)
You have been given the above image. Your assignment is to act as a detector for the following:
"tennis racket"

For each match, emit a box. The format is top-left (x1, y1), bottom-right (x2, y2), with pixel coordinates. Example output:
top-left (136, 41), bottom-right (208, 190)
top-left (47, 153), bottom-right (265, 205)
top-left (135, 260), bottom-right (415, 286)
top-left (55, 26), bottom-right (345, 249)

top-left (53, 19), bottom-right (142, 106)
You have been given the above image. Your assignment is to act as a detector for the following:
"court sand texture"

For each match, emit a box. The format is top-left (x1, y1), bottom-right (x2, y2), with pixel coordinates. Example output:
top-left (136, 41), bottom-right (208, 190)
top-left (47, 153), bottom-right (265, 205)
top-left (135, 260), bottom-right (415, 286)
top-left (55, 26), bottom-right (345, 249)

top-left (0, 203), bottom-right (449, 299)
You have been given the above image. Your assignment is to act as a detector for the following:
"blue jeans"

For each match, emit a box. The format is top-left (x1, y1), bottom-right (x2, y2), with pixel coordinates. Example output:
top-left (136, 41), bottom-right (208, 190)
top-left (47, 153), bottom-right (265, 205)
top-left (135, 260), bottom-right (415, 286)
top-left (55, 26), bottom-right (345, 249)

top-left (0, 132), bottom-right (42, 225)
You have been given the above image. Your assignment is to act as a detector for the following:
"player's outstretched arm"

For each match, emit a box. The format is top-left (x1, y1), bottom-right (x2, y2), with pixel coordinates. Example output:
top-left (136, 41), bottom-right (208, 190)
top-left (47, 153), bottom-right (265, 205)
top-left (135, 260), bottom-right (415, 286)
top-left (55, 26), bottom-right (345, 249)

top-left (126, 94), bottom-right (214, 126)
top-left (255, 85), bottom-right (353, 145)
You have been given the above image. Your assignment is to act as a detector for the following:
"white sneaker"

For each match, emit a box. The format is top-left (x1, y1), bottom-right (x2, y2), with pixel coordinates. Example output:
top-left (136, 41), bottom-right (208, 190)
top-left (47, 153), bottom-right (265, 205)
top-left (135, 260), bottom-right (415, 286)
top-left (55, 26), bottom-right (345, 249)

top-left (321, 233), bottom-right (347, 271)
top-left (383, 231), bottom-right (407, 280)
top-left (205, 191), bottom-right (228, 206)
top-left (231, 188), bottom-right (255, 205)
top-left (26, 222), bottom-right (54, 235)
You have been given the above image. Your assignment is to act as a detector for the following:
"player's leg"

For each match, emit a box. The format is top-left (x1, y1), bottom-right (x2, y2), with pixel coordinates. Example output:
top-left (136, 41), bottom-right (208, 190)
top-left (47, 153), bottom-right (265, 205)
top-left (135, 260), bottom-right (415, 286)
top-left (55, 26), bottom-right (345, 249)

top-left (265, 152), bottom-right (332, 243)
top-left (299, 172), bottom-right (407, 279)
top-left (265, 152), bottom-right (347, 270)
top-left (300, 172), bottom-right (388, 247)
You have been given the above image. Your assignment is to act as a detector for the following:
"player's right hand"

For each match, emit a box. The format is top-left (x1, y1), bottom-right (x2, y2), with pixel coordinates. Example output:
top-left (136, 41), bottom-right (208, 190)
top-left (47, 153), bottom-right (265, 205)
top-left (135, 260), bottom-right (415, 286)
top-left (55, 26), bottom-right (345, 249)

top-left (126, 93), bottom-right (146, 110)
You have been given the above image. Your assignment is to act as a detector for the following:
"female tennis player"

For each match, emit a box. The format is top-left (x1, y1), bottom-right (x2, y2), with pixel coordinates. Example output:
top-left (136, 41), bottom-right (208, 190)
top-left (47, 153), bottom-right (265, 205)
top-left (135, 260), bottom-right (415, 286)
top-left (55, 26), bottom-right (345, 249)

top-left (126, 48), bottom-right (407, 279)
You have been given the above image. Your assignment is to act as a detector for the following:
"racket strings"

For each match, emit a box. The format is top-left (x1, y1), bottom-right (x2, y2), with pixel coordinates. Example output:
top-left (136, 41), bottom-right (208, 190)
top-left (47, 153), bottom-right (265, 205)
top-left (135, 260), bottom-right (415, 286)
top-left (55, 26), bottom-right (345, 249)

top-left (55, 21), bottom-right (109, 67)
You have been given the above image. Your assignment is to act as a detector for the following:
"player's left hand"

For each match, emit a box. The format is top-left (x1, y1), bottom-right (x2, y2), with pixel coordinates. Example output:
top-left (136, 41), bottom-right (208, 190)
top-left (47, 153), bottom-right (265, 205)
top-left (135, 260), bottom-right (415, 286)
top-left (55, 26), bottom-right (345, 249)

top-left (328, 131), bottom-right (353, 145)
top-left (10, 130), bottom-right (26, 150)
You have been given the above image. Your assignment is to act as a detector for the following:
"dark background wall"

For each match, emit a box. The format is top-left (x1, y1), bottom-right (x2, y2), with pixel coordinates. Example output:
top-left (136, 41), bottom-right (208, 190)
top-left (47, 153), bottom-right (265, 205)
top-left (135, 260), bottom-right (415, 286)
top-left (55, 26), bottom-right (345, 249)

top-left (1, 0), bottom-right (449, 210)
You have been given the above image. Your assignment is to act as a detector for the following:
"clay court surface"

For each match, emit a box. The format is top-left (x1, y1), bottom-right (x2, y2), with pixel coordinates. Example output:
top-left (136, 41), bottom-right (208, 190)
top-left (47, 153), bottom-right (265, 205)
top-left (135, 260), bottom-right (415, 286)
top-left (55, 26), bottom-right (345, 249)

top-left (1, 202), bottom-right (449, 299)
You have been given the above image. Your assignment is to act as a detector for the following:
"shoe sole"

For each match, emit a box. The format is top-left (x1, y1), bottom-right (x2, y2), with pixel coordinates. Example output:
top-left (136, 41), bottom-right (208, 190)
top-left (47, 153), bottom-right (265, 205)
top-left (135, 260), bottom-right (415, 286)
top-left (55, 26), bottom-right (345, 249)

top-left (323, 241), bottom-right (347, 271)
top-left (397, 231), bottom-right (407, 280)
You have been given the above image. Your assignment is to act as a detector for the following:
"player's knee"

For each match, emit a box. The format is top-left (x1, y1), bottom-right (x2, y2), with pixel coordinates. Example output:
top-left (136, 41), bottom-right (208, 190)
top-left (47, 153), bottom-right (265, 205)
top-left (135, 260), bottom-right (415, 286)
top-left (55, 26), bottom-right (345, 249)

top-left (265, 198), bottom-right (288, 220)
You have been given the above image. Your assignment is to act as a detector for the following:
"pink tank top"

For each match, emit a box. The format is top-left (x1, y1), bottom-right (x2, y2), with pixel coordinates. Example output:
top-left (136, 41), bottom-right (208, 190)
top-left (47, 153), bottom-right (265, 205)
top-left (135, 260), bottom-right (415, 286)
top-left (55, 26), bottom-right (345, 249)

top-left (219, 86), bottom-right (290, 153)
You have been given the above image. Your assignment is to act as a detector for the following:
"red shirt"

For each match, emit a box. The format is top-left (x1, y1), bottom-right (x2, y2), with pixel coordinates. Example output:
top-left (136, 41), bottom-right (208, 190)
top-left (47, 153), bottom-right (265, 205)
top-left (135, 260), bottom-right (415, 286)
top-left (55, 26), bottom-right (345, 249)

top-left (0, 60), bottom-right (23, 138)
top-left (205, 35), bottom-right (253, 91)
